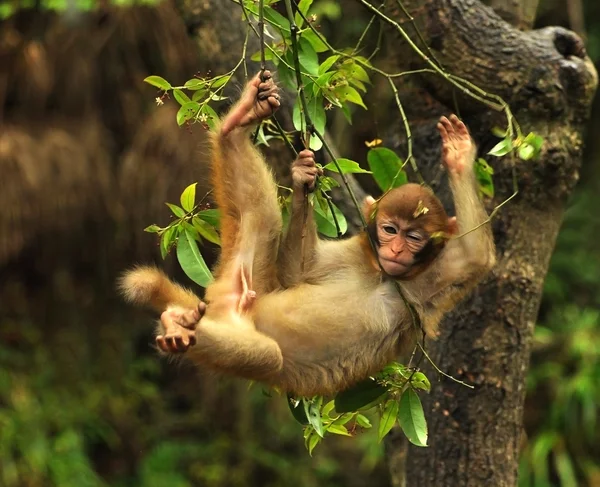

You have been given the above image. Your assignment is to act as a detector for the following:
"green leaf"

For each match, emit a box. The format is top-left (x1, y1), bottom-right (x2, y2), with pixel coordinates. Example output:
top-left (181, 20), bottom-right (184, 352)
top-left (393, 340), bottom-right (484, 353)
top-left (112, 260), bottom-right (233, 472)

top-left (313, 200), bottom-right (347, 237)
top-left (345, 63), bottom-right (370, 83)
top-left (306, 431), bottom-right (321, 455)
top-left (180, 183), bottom-right (197, 212)
top-left (398, 388), bottom-right (428, 447)
top-left (317, 176), bottom-right (340, 191)
top-left (327, 424), bottom-right (352, 436)
top-left (491, 126), bottom-right (507, 138)
top-left (211, 75), bottom-right (231, 89)
top-left (201, 104), bottom-right (219, 131)
top-left (319, 55), bottom-right (340, 74)
top-left (410, 372), bottom-right (431, 392)
top-left (488, 137), bottom-right (513, 157)
top-left (192, 217), bottom-right (221, 246)
top-left (323, 158), bottom-right (371, 174)
top-left (524, 132), bottom-right (544, 152)
top-left (301, 28), bottom-right (329, 53)
top-left (197, 209), bottom-right (220, 229)
top-left (176, 101), bottom-right (200, 126)
top-left (294, 0), bottom-right (313, 27)
top-left (288, 397), bottom-right (309, 425)
top-left (335, 85), bottom-right (367, 109)
top-left (356, 414), bottom-right (372, 429)
top-left (184, 78), bottom-right (205, 90)
top-left (160, 226), bottom-right (176, 259)
top-left (334, 378), bottom-right (388, 413)
top-left (554, 451), bottom-right (577, 487)
top-left (303, 398), bottom-right (325, 438)
top-left (192, 88), bottom-right (208, 102)
top-left (173, 89), bottom-right (191, 106)
top-left (298, 38), bottom-right (319, 76)
top-left (518, 143), bottom-right (535, 161)
top-left (166, 203), bottom-right (186, 218)
top-left (176, 229), bottom-right (214, 287)
top-left (378, 400), bottom-right (399, 442)
top-left (475, 158), bottom-right (495, 198)
top-left (144, 75), bottom-right (171, 90)
top-left (367, 147), bottom-right (406, 191)
top-left (264, 6), bottom-right (290, 34)
top-left (144, 224), bottom-right (161, 233)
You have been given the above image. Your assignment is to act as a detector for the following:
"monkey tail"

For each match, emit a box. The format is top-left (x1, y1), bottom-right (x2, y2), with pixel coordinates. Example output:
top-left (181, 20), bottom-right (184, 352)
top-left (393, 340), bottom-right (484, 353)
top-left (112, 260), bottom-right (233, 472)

top-left (119, 266), bottom-right (201, 313)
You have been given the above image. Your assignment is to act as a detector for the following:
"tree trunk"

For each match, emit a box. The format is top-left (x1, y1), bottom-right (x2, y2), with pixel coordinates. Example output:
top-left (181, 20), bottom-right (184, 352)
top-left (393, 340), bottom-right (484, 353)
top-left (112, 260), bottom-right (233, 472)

top-left (372, 1), bottom-right (597, 486)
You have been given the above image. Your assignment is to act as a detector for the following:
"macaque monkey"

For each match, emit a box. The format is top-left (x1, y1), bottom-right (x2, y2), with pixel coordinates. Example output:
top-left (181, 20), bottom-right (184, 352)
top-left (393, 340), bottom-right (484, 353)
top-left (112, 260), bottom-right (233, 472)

top-left (120, 71), bottom-right (496, 397)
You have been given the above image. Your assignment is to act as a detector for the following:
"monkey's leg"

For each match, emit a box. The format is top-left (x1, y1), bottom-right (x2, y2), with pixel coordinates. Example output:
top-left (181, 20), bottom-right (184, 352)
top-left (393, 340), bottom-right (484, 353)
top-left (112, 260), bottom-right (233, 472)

top-left (207, 71), bottom-right (282, 311)
top-left (188, 311), bottom-right (284, 380)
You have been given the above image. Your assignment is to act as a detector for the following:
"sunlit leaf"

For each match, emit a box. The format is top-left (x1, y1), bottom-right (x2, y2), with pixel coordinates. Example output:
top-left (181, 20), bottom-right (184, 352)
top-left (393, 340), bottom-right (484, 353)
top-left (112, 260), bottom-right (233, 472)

top-left (166, 203), bottom-right (186, 218)
top-left (356, 414), bottom-right (372, 429)
top-left (176, 229), bottom-right (213, 287)
top-left (488, 137), bottom-right (513, 157)
top-left (211, 75), bottom-right (231, 89)
top-left (410, 372), bottom-right (431, 392)
top-left (335, 85), bottom-right (367, 109)
top-left (144, 75), bottom-right (171, 90)
top-left (518, 143), bottom-right (535, 161)
top-left (307, 431), bottom-right (321, 455)
top-left (334, 378), bottom-right (388, 413)
top-left (398, 388), bottom-right (428, 447)
top-left (294, 0), bottom-right (313, 27)
top-left (327, 424), bottom-right (352, 436)
top-left (475, 158), bottom-right (495, 198)
top-left (319, 55), bottom-right (339, 74)
top-left (180, 183), bottom-right (197, 212)
top-left (323, 158), bottom-right (371, 174)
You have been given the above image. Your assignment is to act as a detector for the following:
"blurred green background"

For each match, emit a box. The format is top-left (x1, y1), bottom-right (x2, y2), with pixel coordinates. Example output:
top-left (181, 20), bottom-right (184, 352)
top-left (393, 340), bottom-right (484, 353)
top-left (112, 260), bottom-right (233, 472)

top-left (0, 1), bottom-right (598, 486)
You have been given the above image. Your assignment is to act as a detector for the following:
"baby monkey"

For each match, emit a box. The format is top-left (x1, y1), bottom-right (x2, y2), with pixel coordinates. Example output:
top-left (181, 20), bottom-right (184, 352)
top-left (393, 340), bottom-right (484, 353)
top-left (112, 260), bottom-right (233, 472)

top-left (121, 71), bottom-right (496, 397)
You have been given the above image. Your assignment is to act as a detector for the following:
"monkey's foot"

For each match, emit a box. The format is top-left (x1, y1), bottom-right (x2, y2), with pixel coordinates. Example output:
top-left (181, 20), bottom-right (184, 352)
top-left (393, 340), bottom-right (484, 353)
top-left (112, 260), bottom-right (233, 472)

top-left (156, 303), bottom-right (205, 354)
top-left (437, 114), bottom-right (474, 176)
top-left (220, 70), bottom-right (280, 135)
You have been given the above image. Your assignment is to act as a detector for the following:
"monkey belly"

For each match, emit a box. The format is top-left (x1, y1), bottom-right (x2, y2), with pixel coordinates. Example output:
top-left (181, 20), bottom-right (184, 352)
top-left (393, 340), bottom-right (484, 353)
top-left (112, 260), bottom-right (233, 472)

top-left (251, 283), bottom-right (402, 396)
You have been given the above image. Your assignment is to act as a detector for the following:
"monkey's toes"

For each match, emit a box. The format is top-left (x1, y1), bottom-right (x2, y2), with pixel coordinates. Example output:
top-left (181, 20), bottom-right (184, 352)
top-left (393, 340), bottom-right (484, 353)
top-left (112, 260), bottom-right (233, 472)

top-left (156, 331), bottom-right (197, 354)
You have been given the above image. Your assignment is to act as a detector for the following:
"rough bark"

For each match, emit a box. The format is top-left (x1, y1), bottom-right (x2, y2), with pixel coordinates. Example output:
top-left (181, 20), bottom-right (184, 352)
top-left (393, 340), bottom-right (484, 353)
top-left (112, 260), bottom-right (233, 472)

top-left (373, 1), bottom-right (597, 486)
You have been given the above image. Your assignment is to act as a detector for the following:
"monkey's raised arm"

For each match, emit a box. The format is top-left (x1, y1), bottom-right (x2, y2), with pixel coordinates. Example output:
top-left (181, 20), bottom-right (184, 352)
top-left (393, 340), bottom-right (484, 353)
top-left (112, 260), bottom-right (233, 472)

top-left (277, 150), bottom-right (321, 287)
top-left (411, 116), bottom-right (496, 336)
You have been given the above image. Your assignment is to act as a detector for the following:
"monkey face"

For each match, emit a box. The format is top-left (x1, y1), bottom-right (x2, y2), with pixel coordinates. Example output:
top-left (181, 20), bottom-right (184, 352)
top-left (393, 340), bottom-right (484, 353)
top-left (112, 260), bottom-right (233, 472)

top-left (368, 183), bottom-right (451, 279)
top-left (375, 217), bottom-right (430, 277)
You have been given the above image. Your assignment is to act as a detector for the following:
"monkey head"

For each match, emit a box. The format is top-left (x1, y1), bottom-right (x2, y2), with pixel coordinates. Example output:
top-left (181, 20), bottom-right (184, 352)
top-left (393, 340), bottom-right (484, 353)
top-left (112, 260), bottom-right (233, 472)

top-left (364, 184), bottom-right (455, 279)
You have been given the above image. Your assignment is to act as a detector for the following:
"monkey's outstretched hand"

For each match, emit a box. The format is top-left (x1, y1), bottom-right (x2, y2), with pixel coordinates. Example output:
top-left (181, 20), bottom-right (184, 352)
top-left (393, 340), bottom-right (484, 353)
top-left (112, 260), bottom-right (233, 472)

top-left (220, 70), bottom-right (281, 136)
top-left (291, 149), bottom-right (323, 192)
top-left (156, 303), bottom-right (205, 354)
top-left (437, 114), bottom-right (474, 176)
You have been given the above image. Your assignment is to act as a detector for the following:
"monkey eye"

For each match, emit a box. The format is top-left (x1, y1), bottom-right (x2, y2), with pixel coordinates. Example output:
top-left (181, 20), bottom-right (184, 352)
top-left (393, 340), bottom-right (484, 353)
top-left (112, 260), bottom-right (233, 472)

top-left (406, 231), bottom-right (424, 242)
top-left (382, 225), bottom-right (397, 235)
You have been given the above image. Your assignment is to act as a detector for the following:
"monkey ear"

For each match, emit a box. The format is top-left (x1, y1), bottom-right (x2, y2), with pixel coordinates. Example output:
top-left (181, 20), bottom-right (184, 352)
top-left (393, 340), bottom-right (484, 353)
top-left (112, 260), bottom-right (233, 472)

top-left (362, 196), bottom-right (377, 221)
top-left (447, 216), bottom-right (458, 236)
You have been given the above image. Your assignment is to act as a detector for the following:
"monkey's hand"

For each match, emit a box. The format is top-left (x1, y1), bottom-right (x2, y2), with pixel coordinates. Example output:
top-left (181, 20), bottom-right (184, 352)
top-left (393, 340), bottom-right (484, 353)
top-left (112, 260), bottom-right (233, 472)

top-left (291, 150), bottom-right (323, 193)
top-left (220, 70), bottom-right (281, 135)
top-left (438, 114), bottom-right (475, 177)
top-left (156, 303), bottom-right (205, 354)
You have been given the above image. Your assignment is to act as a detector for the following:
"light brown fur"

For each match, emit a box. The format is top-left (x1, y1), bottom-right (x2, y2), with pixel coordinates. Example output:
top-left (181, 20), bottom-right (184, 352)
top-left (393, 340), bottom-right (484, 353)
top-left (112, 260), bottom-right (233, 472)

top-left (120, 74), bottom-right (496, 397)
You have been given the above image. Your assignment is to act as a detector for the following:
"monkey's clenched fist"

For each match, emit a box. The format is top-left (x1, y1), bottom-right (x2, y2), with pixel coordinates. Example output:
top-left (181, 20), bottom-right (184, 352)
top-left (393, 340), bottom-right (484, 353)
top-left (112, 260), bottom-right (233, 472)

top-left (291, 150), bottom-right (323, 192)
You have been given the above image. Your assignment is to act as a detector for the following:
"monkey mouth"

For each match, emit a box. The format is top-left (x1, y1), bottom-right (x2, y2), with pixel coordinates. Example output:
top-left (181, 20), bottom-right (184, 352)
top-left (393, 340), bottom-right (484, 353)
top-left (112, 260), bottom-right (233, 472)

top-left (379, 258), bottom-right (411, 277)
